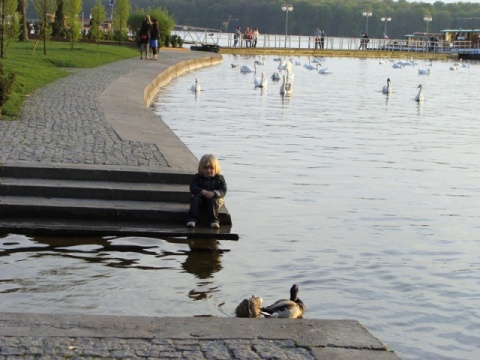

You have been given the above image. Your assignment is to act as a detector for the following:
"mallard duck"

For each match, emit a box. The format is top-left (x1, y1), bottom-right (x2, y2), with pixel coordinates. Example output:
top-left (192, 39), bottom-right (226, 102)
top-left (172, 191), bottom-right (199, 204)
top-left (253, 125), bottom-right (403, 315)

top-left (235, 295), bottom-right (263, 318)
top-left (260, 284), bottom-right (305, 319)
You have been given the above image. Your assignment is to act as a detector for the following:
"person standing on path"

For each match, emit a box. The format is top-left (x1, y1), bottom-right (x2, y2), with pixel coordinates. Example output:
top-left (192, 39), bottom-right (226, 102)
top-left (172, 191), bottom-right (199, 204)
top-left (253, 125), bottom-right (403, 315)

top-left (150, 19), bottom-right (160, 60)
top-left (139, 15), bottom-right (151, 60)
top-left (314, 28), bottom-right (321, 49)
top-left (233, 26), bottom-right (241, 47)
top-left (320, 30), bottom-right (326, 49)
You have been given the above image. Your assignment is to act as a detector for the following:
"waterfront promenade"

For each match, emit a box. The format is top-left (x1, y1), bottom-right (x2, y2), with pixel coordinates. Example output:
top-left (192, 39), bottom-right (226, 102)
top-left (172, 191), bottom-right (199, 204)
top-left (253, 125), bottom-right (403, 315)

top-left (0, 49), bottom-right (399, 359)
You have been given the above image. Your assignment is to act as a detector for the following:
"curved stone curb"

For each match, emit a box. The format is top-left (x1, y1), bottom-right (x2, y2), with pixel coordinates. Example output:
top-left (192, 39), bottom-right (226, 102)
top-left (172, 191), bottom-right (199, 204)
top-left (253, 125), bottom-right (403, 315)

top-left (144, 54), bottom-right (223, 106)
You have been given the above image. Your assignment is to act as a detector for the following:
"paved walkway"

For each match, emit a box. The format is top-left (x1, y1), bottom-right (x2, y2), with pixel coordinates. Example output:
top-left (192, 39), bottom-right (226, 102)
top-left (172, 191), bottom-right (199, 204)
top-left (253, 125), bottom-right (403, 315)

top-left (0, 50), bottom-right (218, 171)
top-left (0, 50), bottom-right (400, 359)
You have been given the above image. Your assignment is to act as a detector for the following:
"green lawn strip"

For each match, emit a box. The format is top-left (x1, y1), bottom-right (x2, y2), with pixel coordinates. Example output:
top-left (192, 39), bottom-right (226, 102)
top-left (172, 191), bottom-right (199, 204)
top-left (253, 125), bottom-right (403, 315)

top-left (1, 41), bottom-right (139, 117)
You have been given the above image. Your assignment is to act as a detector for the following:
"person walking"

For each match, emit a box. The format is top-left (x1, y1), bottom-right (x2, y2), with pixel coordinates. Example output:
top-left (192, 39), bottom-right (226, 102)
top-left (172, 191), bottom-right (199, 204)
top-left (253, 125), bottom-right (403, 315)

top-left (139, 15), bottom-right (151, 59)
top-left (150, 18), bottom-right (160, 60)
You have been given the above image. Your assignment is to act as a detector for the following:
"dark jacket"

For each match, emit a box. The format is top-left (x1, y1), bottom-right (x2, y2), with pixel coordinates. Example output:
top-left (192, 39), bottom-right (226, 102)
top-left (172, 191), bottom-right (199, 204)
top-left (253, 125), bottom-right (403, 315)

top-left (190, 173), bottom-right (227, 199)
top-left (139, 20), bottom-right (150, 43)
top-left (150, 24), bottom-right (159, 41)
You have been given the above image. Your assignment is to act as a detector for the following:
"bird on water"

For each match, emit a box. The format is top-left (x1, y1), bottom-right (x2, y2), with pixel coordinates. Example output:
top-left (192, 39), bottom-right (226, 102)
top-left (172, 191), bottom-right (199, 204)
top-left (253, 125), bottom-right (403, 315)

top-left (260, 283), bottom-right (305, 319)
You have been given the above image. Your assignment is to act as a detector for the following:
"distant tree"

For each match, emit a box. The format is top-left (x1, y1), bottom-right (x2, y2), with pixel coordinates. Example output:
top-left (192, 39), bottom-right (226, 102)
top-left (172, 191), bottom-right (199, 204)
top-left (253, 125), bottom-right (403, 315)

top-left (1, 0), bottom-right (21, 57)
top-left (53, 0), bottom-right (66, 36)
top-left (91, 0), bottom-right (106, 44)
top-left (17, 0), bottom-right (29, 41)
top-left (32, 0), bottom-right (57, 54)
top-left (64, 0), bottom-right (82, 49)
top-left (128, 6), bottom-right (174, 46)
top-left (112, 0), bottom-right (130, 42)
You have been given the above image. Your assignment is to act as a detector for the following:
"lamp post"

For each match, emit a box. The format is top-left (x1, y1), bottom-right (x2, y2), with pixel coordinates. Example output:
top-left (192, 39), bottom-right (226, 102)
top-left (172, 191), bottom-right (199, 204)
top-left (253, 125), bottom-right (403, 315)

top-left (281, 3), bottom-right (293, 48)
top-left (381, 16), bottom-right (391, 38)
top-left (362, 10), bottom-right (372, 34)
top-left (424, 15), bottom-right (432, 33)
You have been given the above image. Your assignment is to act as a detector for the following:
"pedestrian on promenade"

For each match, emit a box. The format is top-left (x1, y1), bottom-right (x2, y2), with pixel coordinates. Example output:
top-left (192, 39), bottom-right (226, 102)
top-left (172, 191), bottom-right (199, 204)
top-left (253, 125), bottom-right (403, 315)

top-left (186, 154), bottom-right (227, 229)
top-left (150, 19), bottom-right (160, 60)
top-left (320, 30), bottom-right (326, 49)
top-left (233, 26), bottom-right (241, 47)
top-left (253, 28), bottom-right (259, 48)
top-left (358, 32), bottom-right (369, 50)
top-left (314, 28), bottom-right (321, 49)
top-left (139, 15), bottom-right (151, 60)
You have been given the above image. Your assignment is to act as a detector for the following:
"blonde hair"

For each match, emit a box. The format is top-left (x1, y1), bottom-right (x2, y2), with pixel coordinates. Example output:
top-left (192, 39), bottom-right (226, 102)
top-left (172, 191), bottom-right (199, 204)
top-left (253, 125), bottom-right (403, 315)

top-left (145, 15), bottom-right (152, 24)
top-left (198, 154), bottom-right (222, 175)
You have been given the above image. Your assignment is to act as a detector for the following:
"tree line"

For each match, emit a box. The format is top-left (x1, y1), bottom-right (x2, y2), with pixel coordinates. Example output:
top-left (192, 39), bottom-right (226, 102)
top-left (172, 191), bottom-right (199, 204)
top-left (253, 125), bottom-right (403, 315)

top-left (20, 0), bottom-right (477, 38)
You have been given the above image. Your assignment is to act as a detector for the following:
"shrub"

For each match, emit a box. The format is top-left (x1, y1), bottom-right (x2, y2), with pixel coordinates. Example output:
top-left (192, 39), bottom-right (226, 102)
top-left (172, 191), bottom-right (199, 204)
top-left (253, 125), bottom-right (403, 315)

top-left (0, 63), bottom-right (16, 116)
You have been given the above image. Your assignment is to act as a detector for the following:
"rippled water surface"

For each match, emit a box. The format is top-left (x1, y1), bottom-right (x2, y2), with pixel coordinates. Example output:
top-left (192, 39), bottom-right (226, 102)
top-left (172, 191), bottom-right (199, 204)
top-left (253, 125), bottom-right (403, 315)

top-left (1, 55), bottom-right (479, 360)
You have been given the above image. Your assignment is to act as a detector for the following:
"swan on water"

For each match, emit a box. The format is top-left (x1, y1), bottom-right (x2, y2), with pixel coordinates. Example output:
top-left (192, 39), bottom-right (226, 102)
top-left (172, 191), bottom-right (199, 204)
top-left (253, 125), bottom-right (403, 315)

top-left (382, 78), bottom-right (392, 94)
top-left (280, 74), bottom-right (293, 96)
top-left (254, 72), bottom-right (268, 88)
top-left (271, 71), bottom-right (281, 81)
top-left (318, 66), bottom-right (332, 75)
top-left (255, 56), bottom-right (265, 65)
top-left (240, 62), bottom-right (256, 73)
top-left (304, 62), bottom-right (318, 70)
top-left (414, 84), bottom-right (424, 102)
top-left (418, 68), bottom-right (431, 75)
top-left (191, 78), bottom-right (201, 92)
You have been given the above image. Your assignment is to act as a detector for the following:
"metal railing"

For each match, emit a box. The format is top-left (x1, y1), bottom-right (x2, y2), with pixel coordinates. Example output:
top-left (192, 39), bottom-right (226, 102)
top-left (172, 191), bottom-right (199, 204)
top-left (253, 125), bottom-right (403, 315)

top-left (172, 28), bottom-right (474, 54)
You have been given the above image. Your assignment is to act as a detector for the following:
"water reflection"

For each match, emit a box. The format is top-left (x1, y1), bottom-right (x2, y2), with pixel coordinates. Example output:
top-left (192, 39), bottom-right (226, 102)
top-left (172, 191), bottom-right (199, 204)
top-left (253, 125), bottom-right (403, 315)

top-left (1, 234), bottom-right (226, 302)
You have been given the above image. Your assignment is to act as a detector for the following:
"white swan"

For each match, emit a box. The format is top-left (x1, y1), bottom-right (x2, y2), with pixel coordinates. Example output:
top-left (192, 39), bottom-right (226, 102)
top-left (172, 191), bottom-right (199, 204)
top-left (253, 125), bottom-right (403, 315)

top-left (382, 78), bottom-right (392, 94)
top-left (294, 58), bottom-right (302, 66)
top-left (418, 68), bottom-right (431, 75)
top-left (280, 75), bottom-right (293, 96)
top-left (318, 66), bottom-right (332, 75)
top-left (191, 78), bottom-right (201, 92)
top-left (240, 62), bottom-right (256, 73)
top-left (286, 68), bottom-right (294, 83)
top-left (414, 84), bottom-right (424, 102)
top-left (392, 62), bottom-right (404, 69)
top-left (271, 71), bottom-right (281, 81)
top-left (278, 58), bottom-right (288, 70)
top-left (254, 72), bottom-right (268, 88)
top-left (304, 62), bottom-right (318, 70)
top-left (255, 56), bottom-right (265, 65)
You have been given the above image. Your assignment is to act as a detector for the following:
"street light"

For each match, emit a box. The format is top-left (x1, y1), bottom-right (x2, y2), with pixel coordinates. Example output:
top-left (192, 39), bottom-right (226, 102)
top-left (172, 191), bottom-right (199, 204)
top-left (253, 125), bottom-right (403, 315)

top-left (362, 10), bottom-right (372, 34)
top-left (381, 16), bottom-right (391, 38)
top-left (281, 3), bottom-right (293, 48)
top-left (424, 15), bottom-right (433, 33)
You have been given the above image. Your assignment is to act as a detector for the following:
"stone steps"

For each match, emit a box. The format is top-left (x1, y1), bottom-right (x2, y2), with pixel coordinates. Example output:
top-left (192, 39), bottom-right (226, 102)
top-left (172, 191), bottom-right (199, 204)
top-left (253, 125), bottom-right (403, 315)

top-left (0, 164), bottom-right (236, 240)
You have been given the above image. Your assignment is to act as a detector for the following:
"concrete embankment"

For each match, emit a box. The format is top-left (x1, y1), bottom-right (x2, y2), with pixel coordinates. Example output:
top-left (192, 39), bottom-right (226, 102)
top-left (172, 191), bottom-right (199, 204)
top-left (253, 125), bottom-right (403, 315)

top-left (0, 312), bottom-right (400, 359)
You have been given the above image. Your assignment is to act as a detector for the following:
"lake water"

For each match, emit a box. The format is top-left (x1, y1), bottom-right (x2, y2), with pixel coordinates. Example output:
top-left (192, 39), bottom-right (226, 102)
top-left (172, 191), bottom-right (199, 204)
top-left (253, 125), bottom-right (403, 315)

top-left (1, 54), bottom-right (479, 360)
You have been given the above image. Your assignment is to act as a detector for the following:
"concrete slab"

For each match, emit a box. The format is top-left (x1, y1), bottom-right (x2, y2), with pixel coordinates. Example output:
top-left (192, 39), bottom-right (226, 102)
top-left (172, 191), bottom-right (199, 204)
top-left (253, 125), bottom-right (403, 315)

top-left (0, 313), bottom-right (400, 359)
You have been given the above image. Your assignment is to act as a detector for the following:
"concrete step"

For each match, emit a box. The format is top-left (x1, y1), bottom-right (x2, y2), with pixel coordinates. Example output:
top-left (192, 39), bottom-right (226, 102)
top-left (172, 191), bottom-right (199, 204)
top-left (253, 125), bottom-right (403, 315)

top-left (0, 163), bottom-right (193, 184)
top-left (0, 218), bottom-right (239, 240)
top-left (0, 164), bottom-right (235, 238)
top-left (0, 178), bottom-right (191, 203)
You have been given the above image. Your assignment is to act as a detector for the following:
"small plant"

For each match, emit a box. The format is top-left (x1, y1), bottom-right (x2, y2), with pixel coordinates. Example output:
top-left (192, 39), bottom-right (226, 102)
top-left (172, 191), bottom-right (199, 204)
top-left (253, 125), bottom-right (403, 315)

top-left (163, 34), bottom-right (171, 47)
top-left (0, 63), bottom-right (16, 116)
top-left (170, 35), bottom-right (178, 47)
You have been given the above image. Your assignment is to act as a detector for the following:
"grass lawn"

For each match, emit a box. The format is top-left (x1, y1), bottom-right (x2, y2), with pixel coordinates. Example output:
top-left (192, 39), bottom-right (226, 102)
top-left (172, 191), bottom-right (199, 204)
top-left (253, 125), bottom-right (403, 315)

top-left (1, 40), bottom-right (139, 118)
